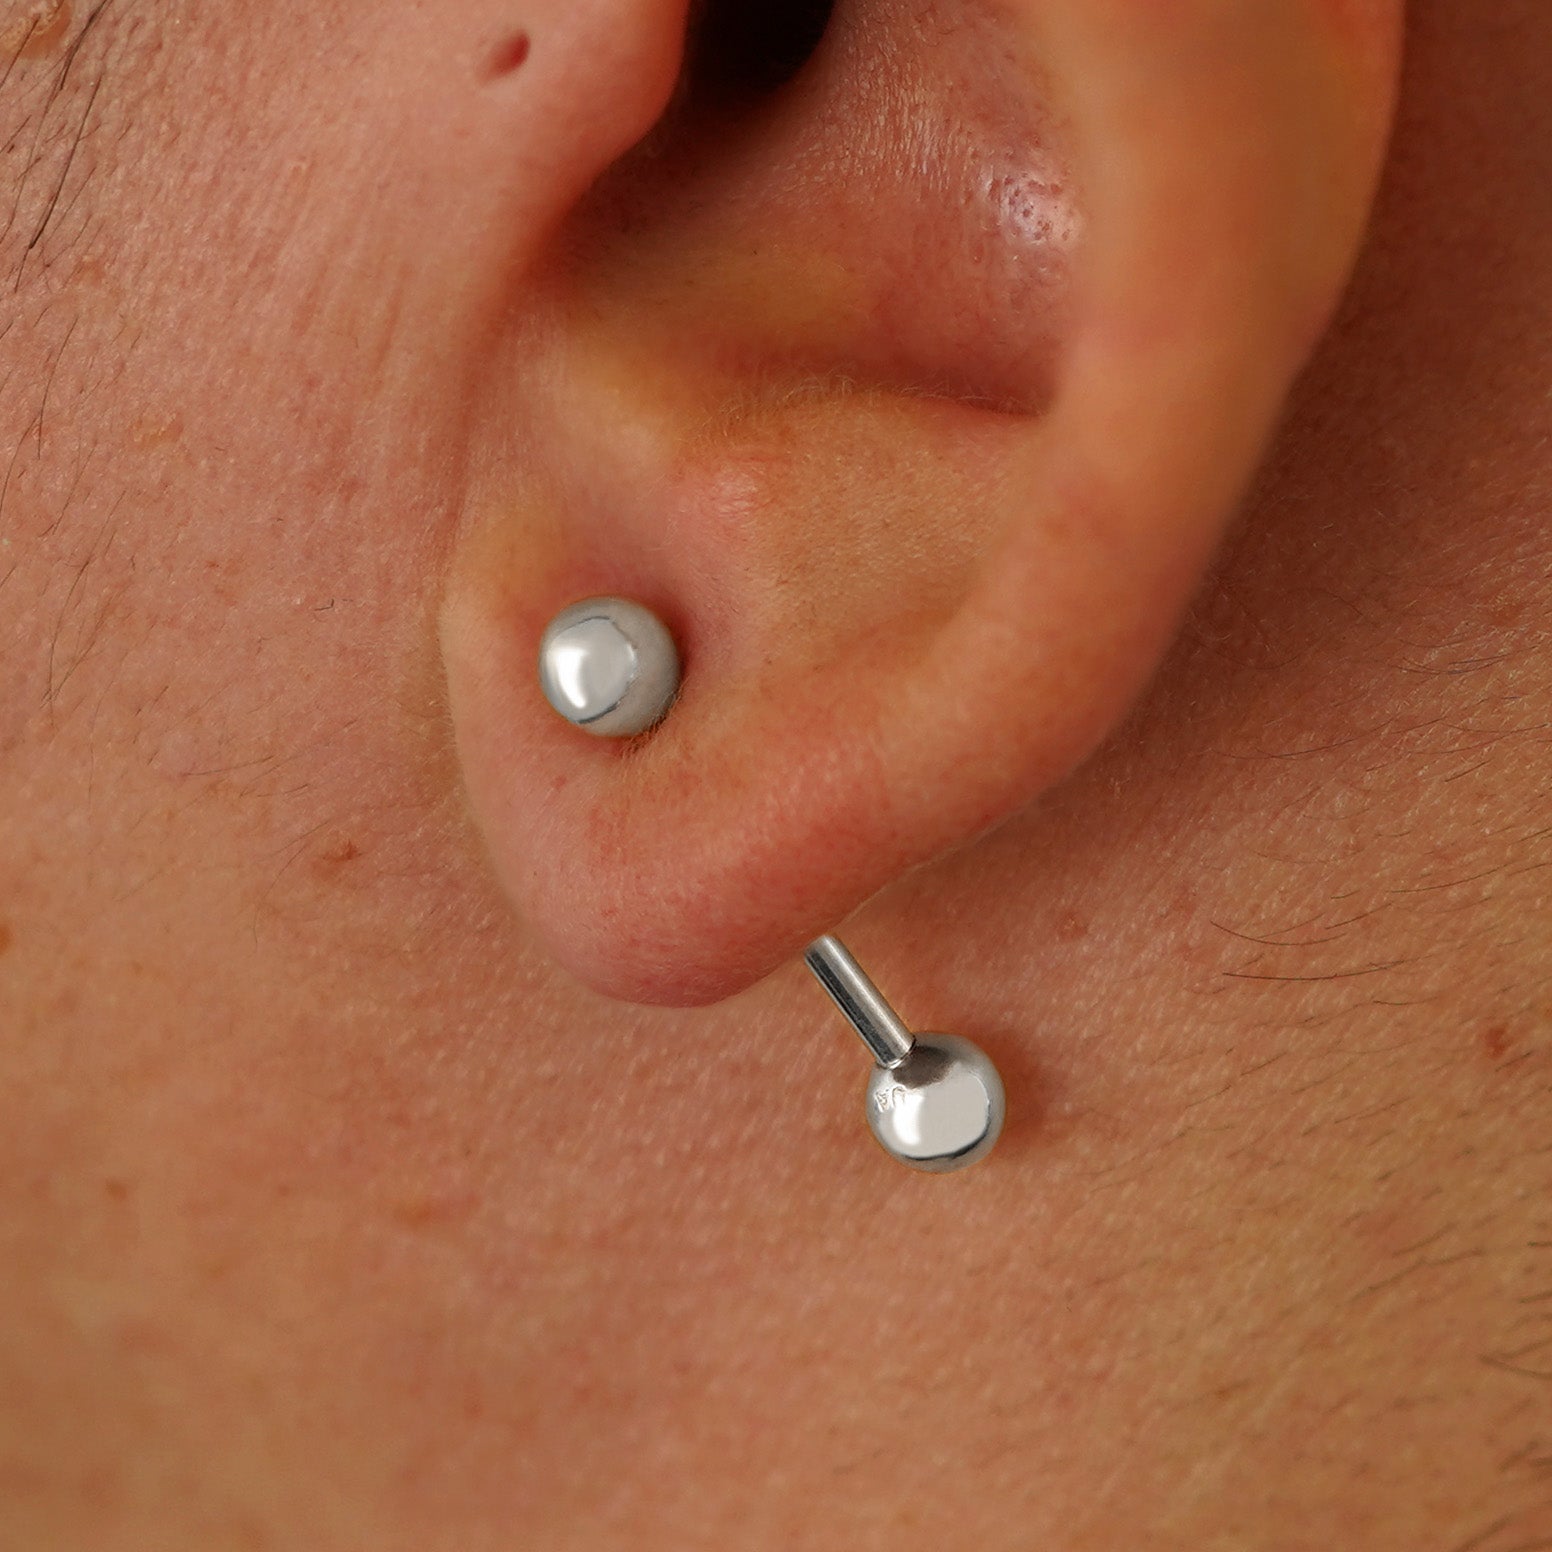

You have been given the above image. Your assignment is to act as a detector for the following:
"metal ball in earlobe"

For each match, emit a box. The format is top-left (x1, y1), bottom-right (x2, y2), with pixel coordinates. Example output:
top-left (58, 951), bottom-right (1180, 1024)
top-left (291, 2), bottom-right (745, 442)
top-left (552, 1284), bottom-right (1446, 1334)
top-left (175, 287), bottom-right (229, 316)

top-left (538, 598), bottom-right (682, 738)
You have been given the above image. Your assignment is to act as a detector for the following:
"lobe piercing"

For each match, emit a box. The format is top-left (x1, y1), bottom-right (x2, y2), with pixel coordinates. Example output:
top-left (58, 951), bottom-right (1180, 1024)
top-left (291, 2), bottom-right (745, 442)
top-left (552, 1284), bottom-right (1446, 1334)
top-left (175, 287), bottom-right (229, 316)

top-left (539, 598), bottom-right (681, 738)
top-left (538, 605), bottom-right (1002, 1170)
top-left (805, 936), bottom-right (1006, 1173)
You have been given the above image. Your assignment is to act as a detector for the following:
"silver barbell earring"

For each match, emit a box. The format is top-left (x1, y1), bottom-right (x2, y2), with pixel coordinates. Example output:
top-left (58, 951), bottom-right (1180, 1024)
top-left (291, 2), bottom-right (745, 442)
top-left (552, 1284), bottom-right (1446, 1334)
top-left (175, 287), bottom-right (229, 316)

top-left (539, 597), bottom-right (1008, 1172)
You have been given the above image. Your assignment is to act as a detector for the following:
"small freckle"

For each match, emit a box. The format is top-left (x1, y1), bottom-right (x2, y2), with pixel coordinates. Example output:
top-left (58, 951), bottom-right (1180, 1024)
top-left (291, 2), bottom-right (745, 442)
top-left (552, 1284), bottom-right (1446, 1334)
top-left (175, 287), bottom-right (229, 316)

top-left (1055, 909), bottom-right (1088, 943)
top-left (1482, 1023), bottom-right (1512, 1060)
top-left (0, 921), bottom-right (11, 956)
top-left (484, 30), bottom-right (531, 81)
top-left (128, 411), bottom-right (184, 452)
top-left (393, 1192), bottom-right (479, 1230)
top-left (316, 838), bottom-right (363, 871)
top-left (70, 257), bottom-right (108, 291)
top-left (104, 1179), bottom-right (129, 1202)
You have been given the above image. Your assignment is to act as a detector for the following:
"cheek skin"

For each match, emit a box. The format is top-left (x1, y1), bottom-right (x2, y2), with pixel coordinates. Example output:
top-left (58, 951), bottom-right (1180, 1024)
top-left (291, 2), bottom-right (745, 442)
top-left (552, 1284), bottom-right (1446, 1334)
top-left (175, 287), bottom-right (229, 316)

top-left (0, 0), bottom-right (71, 57)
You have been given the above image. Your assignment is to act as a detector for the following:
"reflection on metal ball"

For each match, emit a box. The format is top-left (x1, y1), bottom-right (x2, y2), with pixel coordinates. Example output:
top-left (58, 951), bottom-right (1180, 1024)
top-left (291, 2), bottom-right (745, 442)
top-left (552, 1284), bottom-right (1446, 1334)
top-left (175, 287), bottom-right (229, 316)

top-left (865, 1034), bottom-right (1006, 1173)
top-left (538, 597), bottom-right (680, 738)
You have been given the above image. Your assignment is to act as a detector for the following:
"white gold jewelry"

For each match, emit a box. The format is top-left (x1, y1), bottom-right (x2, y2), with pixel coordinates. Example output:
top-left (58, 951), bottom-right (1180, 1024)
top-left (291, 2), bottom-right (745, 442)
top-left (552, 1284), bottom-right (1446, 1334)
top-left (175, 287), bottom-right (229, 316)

top-left (806, 936), bottom-right (1006, 1173)
top-left (538, 597), bottom-right (681, 737)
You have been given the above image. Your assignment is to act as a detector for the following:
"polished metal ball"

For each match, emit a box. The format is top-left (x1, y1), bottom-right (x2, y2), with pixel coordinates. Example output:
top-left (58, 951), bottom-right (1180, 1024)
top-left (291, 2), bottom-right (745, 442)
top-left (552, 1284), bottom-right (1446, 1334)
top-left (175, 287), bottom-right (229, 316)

top-left (538, 598), bottom-right (681, 738)
top-left (865, 1034), bottom-right (1006, 1173)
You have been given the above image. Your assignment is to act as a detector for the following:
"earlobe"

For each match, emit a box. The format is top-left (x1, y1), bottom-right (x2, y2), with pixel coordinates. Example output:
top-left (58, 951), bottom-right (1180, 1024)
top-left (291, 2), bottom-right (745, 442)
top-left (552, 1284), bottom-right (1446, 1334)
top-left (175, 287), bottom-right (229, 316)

top-left (438, 0), bottom-right (1403, 1007)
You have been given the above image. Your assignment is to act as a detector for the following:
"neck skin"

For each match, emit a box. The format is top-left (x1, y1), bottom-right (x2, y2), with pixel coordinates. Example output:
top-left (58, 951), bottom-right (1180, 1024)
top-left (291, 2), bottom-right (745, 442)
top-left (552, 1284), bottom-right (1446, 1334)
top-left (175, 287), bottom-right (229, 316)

top-left (1, 3), bottom-right (1549, 1548)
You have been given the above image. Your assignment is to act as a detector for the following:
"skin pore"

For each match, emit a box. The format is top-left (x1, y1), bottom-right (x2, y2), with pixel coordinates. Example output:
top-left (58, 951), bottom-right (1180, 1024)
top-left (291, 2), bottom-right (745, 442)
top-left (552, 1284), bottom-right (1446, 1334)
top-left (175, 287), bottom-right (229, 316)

top-left (0, 1), bottom-right (1549, 1548)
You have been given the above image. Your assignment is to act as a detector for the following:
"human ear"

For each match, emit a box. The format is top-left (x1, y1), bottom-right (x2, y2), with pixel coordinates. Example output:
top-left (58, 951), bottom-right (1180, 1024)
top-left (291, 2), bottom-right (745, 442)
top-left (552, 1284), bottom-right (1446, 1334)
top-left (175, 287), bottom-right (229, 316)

top-left (436, 0), bottom-right (1404, 1004)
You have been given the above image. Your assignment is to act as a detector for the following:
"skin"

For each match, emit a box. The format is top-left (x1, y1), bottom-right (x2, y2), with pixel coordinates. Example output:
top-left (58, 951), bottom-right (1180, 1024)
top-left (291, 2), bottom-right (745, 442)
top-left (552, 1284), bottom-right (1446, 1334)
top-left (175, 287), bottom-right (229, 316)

top-left (0, 0), bottom-right (1548, 1547)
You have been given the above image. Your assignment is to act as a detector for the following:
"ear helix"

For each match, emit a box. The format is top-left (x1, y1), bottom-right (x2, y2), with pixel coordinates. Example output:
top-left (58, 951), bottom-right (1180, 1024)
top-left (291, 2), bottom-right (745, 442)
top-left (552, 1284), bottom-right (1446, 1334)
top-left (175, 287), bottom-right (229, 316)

top-left (538, 598), bottom-right (1007, 1173)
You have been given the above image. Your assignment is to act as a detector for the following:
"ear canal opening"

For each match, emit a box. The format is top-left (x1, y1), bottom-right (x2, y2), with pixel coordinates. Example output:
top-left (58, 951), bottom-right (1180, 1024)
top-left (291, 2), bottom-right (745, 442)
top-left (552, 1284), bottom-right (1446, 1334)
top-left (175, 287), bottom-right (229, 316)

top-left (685, 0), bottom-right (838, 99)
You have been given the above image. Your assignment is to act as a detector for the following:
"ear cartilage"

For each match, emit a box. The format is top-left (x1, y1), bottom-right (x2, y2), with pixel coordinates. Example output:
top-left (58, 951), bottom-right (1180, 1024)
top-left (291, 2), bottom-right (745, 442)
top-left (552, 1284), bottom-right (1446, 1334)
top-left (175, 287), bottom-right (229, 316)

top-left (804, 936), bottom-right (1006, 1173)
top-left (538, 598), bottom-right (681, 738)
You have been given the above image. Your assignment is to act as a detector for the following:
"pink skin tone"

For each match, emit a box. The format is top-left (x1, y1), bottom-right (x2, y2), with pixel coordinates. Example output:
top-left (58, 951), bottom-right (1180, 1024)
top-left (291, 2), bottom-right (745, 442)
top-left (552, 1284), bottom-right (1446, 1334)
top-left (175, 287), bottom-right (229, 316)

top-left (5, 1), bottom-right (1552, 1548)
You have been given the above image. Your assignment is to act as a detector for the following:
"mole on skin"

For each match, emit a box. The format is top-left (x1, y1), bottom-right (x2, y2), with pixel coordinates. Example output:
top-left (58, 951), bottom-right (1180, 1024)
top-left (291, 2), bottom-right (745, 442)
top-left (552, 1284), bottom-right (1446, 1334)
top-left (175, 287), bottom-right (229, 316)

top-left (485, 30), bottom-right (531, 81)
